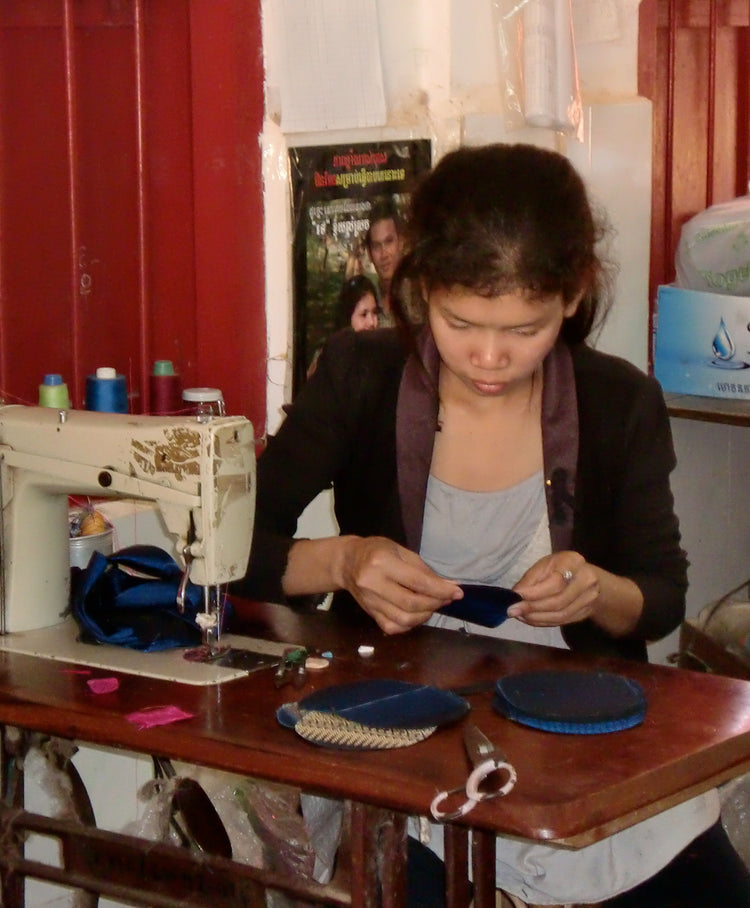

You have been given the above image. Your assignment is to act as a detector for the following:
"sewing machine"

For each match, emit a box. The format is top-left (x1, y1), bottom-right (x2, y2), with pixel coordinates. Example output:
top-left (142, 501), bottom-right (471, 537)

top-left (0, 404), bottom-right (284, 684)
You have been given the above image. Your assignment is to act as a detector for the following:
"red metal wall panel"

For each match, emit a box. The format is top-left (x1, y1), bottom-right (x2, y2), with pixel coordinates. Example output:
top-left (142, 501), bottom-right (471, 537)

top-left (0, 18), bottom-right (73, 396)
top-left (140, 1), bottom-right (198, 399)
top-left (189, 0), bottom-right (267, 436)
top-left (639, 0), bottom-right (750, 304)
top-left (0, 0), bottom-right (266, 433)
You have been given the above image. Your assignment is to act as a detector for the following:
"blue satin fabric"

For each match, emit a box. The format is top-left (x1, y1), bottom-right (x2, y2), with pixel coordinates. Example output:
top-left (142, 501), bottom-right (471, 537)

top-left (438, 584), bottom-right (522, 627)
top-left (71, 544), bottom-right (217, 651)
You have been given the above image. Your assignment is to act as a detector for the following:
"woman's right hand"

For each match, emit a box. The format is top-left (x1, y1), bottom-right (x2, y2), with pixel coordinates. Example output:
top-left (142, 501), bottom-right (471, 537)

top-left (339, 536), bottom-right (462, 635)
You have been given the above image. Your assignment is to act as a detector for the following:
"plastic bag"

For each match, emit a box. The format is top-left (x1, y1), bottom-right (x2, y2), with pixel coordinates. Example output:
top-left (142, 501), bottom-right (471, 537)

top-left (721, 773), bottom-right (750, 869)
top-left (234, 779), bottom-right (316, 878)
top-left (676, 196), bottom-right (750, 296)
top-left (695, 577), bottom-right (750, 662)
top-left (127, 762), bottom-right (343, 885)
top-left (492, 0), bottom-right (583, 139)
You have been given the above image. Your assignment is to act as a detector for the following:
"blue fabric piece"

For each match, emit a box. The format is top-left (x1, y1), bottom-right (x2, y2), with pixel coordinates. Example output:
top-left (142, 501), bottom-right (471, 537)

top-left (295, 679), bottom-right (469, 729)
top-left (438, 584), bottom-right (522, 627)
top-left (71, 544), bottom-right (221, 652)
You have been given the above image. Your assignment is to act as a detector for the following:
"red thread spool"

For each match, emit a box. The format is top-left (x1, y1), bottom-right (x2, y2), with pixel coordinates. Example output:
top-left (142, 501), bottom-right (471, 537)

top-left (150, 360), bottom-right (183, 415)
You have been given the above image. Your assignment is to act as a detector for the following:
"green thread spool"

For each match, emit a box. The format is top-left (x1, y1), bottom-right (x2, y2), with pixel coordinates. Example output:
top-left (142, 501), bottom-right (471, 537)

top-left (153, 359), bottom-right (175, 376)
top-left (39, 373), bottom-right (71, 409)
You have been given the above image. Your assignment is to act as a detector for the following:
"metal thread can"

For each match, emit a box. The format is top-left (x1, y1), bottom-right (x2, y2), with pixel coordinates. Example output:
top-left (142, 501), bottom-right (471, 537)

top-left (69, 528), bottom-right (114, 569)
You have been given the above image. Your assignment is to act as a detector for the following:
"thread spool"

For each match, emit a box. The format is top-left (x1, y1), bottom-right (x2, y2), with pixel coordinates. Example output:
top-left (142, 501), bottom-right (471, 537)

top-left (149, 359), bottom-right (183, 415)
top-left (85, 367), bottom-right (128, 413)
top-left (182, 387), bottom-right (225, 422)
top-left (38, 373), bottom-right (71, 409)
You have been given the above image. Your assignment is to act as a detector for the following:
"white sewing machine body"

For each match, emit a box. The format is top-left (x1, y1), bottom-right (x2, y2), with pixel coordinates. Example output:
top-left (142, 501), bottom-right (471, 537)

top-left (0, 405), bottom-right (271, 684)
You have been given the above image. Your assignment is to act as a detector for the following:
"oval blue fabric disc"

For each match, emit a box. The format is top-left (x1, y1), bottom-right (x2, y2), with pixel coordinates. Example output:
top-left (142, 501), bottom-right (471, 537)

top-left (295, 679), bottom-right (470, 730)
top-left (493, 670), bottom-right (647, 734)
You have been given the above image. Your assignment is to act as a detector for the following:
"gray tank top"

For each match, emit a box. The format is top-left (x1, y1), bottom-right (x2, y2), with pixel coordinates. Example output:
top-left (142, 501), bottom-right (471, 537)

top-left (420, 470), bottom-right (547, 587)
top-left (420, 470), bottom-right (566, 646)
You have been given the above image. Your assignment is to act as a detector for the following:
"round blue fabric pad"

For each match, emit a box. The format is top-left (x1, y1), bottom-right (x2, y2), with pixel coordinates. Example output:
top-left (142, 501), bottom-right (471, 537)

top-left (293, 679), bottom-right (470, 730)
top-left (493, 670), bottom-right (647, 734)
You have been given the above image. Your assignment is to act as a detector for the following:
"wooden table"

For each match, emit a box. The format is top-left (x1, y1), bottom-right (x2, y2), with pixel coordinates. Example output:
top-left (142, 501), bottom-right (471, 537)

top-left (2, 599), bottom-right (750, 907)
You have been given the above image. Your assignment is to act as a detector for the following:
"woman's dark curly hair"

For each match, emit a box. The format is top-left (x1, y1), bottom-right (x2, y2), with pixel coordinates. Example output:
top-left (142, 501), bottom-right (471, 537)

top-left (391, 143), bottom-right (616, 345)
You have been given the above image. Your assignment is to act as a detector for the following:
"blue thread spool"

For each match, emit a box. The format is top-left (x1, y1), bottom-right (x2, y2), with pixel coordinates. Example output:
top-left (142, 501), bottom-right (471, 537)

top-left (85, 367), bottom-right (128, 413)
top-left (38, 373), bottom-right (71, 409)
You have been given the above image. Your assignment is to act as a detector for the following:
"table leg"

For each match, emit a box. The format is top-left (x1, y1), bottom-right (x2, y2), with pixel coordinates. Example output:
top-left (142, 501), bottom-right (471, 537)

top-left (471, 828), bottom-right (497, 908)
top-left (1, 725), bottom-right (26, 907)
top-left (349, 800), bottom-right (408, 907)
top-left (444, 824), bottom-right (472, 908)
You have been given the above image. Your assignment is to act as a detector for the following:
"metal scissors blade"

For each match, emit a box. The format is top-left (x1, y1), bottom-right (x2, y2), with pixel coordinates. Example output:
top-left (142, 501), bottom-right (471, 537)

top-left (429, 723), bottom-right (517, 822)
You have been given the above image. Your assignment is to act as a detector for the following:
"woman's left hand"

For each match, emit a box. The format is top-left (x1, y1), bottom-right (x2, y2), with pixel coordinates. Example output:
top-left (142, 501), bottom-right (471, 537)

top-left (509, 552), bottom-right (600, 627)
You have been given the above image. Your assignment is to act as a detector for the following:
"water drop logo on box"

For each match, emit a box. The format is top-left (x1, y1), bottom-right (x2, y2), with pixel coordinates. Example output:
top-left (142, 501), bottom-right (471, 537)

top-left (654, 285), bottom-right (750, 399)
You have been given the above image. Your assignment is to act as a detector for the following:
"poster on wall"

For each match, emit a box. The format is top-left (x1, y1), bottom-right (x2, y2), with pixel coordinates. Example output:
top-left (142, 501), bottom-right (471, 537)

top-left (289, 139), bottom-right (432, 395)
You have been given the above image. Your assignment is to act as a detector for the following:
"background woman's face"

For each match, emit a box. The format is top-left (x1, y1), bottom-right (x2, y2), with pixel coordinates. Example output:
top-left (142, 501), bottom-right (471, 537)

top-left (351, 293), bottom-right (379, 331)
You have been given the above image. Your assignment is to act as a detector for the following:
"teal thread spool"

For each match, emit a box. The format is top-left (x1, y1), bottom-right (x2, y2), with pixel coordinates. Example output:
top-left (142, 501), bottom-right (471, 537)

top-left (85, 367), bottom-right (128, 413)
top-left (38, 374), bottom-right (71, 409)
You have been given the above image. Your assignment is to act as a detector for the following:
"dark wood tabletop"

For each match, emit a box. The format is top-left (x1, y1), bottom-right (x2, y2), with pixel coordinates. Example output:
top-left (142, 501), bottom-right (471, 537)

top-left (1, 598), bottom-right (750, 847)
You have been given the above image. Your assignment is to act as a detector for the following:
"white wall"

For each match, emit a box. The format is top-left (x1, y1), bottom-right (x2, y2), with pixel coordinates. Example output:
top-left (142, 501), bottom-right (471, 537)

top-left (261, 0), bottom-right (651, 430)
top-left (654, 419), bottom-right (750, 665)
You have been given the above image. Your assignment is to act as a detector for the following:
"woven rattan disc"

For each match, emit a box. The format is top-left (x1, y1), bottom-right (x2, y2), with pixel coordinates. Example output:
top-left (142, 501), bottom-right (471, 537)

top-left (293, 709), bottom-right (436, 749)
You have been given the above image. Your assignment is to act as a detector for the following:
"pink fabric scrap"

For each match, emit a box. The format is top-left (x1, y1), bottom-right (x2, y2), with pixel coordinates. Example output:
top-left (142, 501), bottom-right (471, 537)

top-left (87, 677), bottom-right (120, 694)
top-left (125, 705), bottom-right (195, 730)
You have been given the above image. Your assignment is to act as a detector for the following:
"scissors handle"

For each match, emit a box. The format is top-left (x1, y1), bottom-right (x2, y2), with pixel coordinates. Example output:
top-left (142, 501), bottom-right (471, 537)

top-left (465, 757), bottom-right (517, 802)
top-left (429, 725), bottom-right (518, 822)
top-left (429, 787), bottom-right (478, 822)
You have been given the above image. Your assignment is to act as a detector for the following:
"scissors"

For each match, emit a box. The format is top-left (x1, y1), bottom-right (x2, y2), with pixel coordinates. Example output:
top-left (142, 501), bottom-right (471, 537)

top-left (430, 722), bottom-right (517, 821)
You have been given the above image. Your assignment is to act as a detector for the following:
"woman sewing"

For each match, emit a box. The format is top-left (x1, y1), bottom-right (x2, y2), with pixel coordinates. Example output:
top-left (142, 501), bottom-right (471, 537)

top-left (238, 143), bottom-right (749, 906)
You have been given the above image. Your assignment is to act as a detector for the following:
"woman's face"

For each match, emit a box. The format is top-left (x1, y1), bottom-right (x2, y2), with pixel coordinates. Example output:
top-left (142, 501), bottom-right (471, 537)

top-left (427, 285), bottom-right (579, 399)
top-left (350, 292), bottom-right (379, 331)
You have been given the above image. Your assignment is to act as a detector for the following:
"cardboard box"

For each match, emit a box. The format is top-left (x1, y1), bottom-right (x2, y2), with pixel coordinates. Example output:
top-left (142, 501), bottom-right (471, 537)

top-left (654, 284), bottom-right (750, 399)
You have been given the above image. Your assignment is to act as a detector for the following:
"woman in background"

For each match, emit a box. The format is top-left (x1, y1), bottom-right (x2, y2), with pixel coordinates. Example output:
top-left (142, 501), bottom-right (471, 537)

top-left (307, 274), bottom-right (380, 378)
top-left (335, 274), bottom-right (379, 332)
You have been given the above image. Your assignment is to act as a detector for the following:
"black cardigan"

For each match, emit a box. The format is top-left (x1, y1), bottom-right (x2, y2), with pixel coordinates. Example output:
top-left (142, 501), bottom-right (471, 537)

top-left (237, 327), bottom-right (688, 662)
